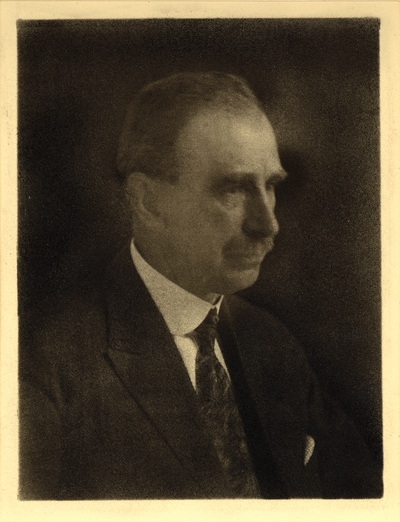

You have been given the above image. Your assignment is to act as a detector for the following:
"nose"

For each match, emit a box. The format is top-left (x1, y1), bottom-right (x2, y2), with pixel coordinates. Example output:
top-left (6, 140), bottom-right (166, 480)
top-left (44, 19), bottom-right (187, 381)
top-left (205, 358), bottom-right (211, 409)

top-left (242, 188), bottom-right (279, 239)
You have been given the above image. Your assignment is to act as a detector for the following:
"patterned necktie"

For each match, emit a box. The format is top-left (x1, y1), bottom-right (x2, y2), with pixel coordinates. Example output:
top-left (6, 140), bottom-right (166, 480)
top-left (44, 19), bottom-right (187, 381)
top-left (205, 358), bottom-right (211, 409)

top-left (194, 308), bottom-right (260, 497)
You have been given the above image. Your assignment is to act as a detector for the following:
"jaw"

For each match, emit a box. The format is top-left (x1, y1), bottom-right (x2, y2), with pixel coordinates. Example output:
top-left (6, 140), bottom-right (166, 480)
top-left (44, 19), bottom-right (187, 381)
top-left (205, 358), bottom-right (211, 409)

top-left (147, 238), bottom-right (263, 299)
top-left (205, 264), bottom-right (262, 297)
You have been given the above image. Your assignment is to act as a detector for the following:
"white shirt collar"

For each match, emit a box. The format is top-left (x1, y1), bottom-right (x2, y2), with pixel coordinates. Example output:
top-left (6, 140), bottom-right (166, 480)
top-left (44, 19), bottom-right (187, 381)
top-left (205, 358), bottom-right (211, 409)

top-left (130, 240), bottom-right (222, 336)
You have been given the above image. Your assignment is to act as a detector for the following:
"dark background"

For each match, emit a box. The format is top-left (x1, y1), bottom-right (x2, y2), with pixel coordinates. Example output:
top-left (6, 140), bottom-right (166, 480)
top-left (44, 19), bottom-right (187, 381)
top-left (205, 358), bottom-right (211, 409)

top-left (18, 19), bottom-right (381, 460)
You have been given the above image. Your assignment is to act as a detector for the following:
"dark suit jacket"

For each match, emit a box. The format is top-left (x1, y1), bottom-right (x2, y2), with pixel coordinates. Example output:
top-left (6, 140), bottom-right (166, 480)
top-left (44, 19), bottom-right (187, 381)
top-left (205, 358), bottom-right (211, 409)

top-left (19, 246), bottom-right (382, 500)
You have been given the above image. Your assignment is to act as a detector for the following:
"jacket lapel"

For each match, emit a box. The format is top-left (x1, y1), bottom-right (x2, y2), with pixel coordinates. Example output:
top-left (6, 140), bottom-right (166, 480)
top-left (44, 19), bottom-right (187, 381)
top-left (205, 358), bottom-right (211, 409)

top-left (219, 296), bottom-right (321, 497)
top-left (102, 247), bottom-right (226, 494)
top-left (217, 299), bottom-right (288, 498)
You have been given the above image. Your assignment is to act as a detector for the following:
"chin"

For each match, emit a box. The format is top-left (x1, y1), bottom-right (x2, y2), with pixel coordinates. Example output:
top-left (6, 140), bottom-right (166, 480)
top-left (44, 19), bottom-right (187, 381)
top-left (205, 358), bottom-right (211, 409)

top-left (219, 267), bottom-right (261, 295)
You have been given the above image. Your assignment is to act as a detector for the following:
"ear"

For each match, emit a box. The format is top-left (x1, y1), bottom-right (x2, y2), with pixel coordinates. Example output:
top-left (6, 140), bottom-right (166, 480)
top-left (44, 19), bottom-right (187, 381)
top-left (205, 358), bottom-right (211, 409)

top-left (126, 172), bottom-right (162, 227)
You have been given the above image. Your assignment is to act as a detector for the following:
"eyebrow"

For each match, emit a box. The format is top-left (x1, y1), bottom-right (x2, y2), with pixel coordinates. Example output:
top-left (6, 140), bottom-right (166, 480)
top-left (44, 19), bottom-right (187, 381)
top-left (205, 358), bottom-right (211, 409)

top-left (215, 168), bottom-right (289, 187)
top-left (210, 169), bottom-right (288, 197)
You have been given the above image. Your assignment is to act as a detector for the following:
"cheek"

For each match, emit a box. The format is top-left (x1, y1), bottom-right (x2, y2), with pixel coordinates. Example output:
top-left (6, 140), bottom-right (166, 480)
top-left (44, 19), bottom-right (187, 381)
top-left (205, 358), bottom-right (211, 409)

top-left (170, 200), bottom-right (244, 257)
top-left (194, 212), bottom-right (238, 252)
top-left (201, 201), bottom-right (244, 234)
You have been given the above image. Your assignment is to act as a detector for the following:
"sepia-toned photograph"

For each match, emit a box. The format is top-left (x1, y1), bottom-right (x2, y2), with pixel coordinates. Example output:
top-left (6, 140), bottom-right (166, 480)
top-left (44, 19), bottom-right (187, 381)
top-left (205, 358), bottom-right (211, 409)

top-left (16, 16), bottom-right (383, 502)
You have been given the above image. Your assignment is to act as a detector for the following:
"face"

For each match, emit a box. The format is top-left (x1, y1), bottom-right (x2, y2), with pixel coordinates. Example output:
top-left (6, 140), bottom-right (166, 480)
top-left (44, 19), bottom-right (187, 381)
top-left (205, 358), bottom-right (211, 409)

top-left (151, 107), bottom-right (286, 303)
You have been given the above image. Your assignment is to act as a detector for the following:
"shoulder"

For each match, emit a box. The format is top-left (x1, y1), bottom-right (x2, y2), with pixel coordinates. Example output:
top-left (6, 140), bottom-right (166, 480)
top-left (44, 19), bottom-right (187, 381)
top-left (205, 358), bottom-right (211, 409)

top-left (225, 293), bottom-right (291, 330)
top-left (22, 284), bottom-right (106, 351)
top-left (21, 286), bottom-right (103, 365)
top-left (19, 245), bottom-right (152, 392)
top-left (21, 245), bottom-right (133, 353)
top-left (19, 275), bottom-right (112, 408)
top-left (223, 293), bottom-right (313, 381)
top-left (224, 293), bottom-right (305, 355)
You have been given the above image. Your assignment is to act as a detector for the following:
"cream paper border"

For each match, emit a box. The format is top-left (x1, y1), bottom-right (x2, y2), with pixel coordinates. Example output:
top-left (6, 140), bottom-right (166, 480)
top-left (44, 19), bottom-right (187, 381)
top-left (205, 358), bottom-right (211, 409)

top-left (1, 2), bottom-right (399, 521)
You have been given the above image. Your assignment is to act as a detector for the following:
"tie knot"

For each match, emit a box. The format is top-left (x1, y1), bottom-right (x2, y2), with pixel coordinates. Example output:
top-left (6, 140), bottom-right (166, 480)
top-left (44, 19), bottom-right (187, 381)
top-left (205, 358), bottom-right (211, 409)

top-left (194, 308), bottom-right (219, 355)
top-left (198, 307), bottom-right (219, 330)
top-left (205, 307), bottom-right (219, 326)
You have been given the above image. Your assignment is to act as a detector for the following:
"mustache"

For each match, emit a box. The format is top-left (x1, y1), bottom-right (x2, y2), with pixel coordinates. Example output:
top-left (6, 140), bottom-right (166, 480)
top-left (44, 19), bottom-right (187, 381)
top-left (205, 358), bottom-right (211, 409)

top-left (223, 237), bottom-right (275, 258)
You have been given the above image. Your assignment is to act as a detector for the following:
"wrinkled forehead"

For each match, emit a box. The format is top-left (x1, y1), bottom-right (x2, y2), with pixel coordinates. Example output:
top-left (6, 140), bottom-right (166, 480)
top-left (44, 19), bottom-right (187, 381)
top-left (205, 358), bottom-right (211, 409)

top-left (173, 106), bottom-right (281, 181)
top-left (176, 106), bottom-right (278, 160)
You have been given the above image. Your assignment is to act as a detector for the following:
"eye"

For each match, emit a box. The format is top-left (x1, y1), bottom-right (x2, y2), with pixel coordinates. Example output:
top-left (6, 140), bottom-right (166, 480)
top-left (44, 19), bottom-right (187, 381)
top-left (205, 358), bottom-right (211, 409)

top-left (213, 181), bottom-right (248, 207)
top-left (225, 183), bottom-right (242, 194)
top-left (211, 176), bottom-right (256, 202)
top-left (216, 181), bottom-right (246, 197)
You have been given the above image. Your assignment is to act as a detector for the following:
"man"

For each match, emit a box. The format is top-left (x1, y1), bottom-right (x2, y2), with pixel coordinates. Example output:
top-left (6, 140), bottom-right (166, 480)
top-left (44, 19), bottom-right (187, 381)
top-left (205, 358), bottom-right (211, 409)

top-left (19, 72), bottom-right (381, 499)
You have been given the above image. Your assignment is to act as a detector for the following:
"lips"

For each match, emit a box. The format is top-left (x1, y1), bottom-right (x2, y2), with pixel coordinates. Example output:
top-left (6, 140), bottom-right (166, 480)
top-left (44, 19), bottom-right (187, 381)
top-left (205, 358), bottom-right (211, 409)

top-left (224, 238), bottom-right (274, 265)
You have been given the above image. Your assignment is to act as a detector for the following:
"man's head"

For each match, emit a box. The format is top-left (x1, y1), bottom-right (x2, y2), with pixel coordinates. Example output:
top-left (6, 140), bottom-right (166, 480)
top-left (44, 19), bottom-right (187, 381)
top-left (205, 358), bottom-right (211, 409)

top-left (118, 72), bottom-right (287, 303)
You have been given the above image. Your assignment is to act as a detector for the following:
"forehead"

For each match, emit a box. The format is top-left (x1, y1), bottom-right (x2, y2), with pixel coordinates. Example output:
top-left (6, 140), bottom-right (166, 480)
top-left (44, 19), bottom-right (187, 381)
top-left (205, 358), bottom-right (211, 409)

top-left (174, 107), bottom-right (281, 178)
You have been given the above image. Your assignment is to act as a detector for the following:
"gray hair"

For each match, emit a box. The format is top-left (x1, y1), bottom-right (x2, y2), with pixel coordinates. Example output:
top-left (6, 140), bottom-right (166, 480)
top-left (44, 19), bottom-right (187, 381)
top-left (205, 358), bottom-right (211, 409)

top-left (116, 71), bottom-right (265, 183)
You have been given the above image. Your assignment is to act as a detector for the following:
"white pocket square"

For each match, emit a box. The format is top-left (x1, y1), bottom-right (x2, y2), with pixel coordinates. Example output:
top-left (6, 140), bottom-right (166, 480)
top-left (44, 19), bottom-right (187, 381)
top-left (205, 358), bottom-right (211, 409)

top-left (304, 435), bottom-right (315, 466)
